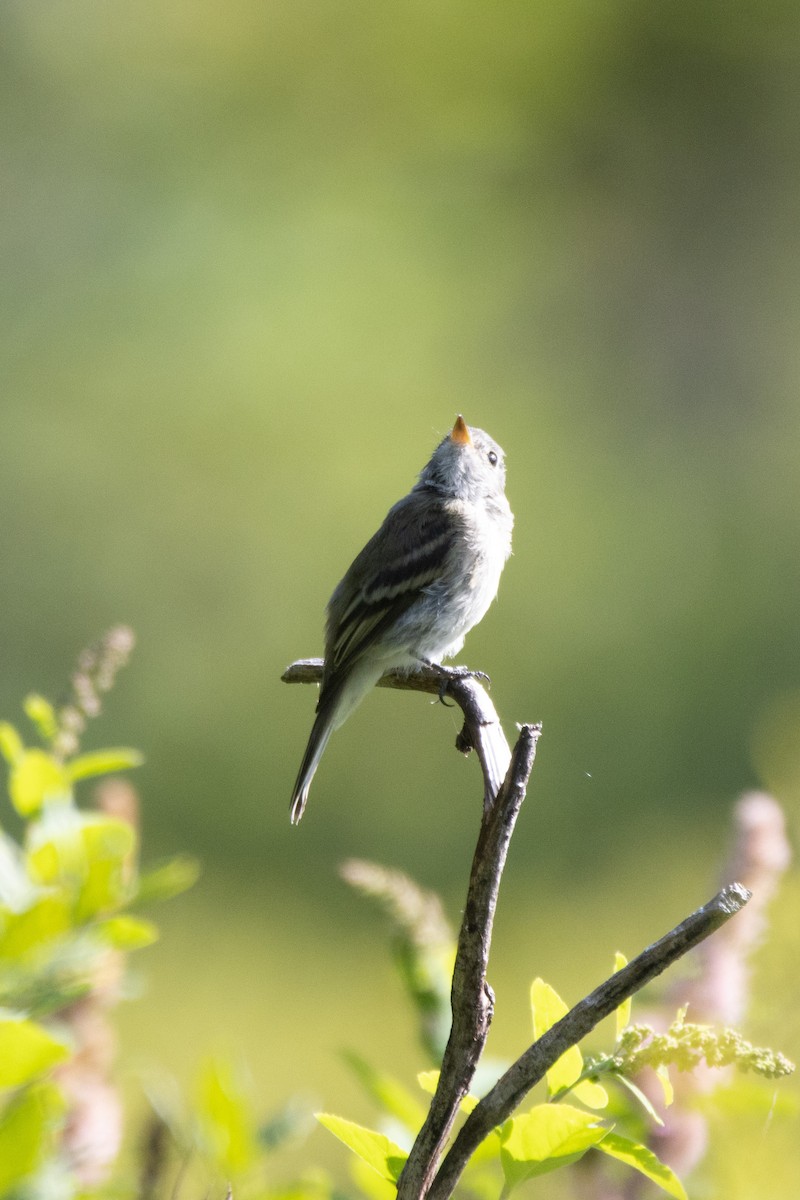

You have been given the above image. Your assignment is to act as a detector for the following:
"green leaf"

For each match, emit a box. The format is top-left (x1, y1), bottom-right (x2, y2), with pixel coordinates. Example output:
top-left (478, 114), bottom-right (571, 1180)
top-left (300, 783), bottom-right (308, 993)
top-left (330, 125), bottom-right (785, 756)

top-left (595, 1132), bottom-right (688, 1199)
top-left (343, 1052), bottom-right (426, 1132)
top-left (76, 819), bottom-right (135, 917)
top-left (0, 895), bottom-right (72, 960)
top-left (615, 1073), bottom-right (665, 1125)
top-left (417, 1070), bottom-right (479, 1115)
top-left (316, 1114), bottom-right (407, 1182)
top-left (0, 721), bottom-right (24, 765)
top-left (23, 696), bottom-right (58, 744)
top-left (500, 1104), bottom-right (608, 1192)
top-left (27, 811), bottom-right (136, 918)
top-left (351, 1156), bottom-right (399, 1200)
top-left (614, 952), bottom-right (631, 1037)
top-left (0, 1012), bottom-right (70, 1088)
top-left (0, 1082), bottom-right (66, 1192)
top-left (9, 751), bottom-right (70, 815)
top-left (530, 979), bottom-right (607, 1109)
top-left (572, 1076), bottom-right (608, 1110)
top-left (575, 1081), bottom-right (607, 1110)
top-left (196, 1056), bottom-right (259, 1175)
top-left (531, 978), bottom-right (575, 1095)
top-left (97, 914), bottom-right (158, 949)
top-left (26, 805), bottom-right (85, 884)
top-left (65, 747), bottom-right (144, 782)
top-left (654, 1065), bottom-right (674, 1108)
top-left (134, 856), bottom-right (201, 905)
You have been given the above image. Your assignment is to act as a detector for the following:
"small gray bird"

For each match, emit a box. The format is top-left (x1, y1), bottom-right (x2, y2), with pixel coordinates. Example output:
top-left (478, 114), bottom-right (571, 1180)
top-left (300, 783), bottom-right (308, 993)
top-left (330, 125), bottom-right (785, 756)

top-left (290, 415), bottom-right (513, 823)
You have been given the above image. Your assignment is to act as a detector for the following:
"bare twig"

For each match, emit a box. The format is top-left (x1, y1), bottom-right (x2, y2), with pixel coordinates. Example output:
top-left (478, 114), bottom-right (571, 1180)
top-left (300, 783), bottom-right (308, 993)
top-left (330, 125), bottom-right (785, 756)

top-left (428, 883), bottom-right (752, 1200)
top-left (396, 723), bottom-right (541, 1199)
top-left (284, 657), bottom-right (535, 1196)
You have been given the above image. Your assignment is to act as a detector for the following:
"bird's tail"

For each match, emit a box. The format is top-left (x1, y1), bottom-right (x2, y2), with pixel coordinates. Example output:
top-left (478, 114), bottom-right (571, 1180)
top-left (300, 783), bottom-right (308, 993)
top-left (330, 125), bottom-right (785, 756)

top-left (289, 706), bottom-right (335, 824)
top-left (289, 658), bottom-right (387, 824)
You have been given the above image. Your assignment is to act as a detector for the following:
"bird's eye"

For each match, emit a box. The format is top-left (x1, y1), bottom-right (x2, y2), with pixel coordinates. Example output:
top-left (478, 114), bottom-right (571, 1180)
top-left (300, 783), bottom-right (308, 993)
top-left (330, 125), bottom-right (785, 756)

top-left (487, 450), bottom-right (498, 466)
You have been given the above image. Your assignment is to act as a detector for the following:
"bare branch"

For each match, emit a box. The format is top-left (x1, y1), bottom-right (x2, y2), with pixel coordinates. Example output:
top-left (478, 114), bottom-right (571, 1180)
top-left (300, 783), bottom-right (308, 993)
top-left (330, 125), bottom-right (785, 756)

top-left (284, 657), bottom-right (540, 1196)
top-left (428, 882), bottom-right (752, 1200)
top-left (283, 660), bottom-right (754, 1200)
top-left (396, 723), bottom-right (541, 1200)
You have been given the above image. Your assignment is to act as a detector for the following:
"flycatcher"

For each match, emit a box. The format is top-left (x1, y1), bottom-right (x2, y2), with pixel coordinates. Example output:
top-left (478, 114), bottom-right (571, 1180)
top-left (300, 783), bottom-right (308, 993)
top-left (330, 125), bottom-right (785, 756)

top-left (290, 415), bottom-right (513, 823)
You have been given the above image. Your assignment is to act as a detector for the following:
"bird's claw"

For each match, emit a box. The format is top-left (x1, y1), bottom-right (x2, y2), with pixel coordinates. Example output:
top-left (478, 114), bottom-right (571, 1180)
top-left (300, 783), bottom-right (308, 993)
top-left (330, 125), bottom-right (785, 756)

top-left (443, 665), bottom-right (491, 687)
top-left (422, 662), bottom-right (491, 705)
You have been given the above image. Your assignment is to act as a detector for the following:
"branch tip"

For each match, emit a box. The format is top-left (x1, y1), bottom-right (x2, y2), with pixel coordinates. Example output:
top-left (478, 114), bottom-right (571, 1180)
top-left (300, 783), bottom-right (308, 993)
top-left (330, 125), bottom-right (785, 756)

top-left (718, 881), bottom-right (752, 913)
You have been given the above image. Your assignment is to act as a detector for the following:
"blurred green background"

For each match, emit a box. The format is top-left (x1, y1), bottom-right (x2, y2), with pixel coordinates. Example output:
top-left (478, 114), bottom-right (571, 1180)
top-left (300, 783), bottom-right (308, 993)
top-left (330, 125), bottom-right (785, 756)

top-left (2, 1), bottom-right (799, 1194)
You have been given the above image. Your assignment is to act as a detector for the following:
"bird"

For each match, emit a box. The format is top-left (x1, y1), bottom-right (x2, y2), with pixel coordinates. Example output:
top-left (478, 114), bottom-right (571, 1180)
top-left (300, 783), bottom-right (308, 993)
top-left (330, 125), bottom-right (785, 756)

top-left (289, 415), bottom-right (513, 823)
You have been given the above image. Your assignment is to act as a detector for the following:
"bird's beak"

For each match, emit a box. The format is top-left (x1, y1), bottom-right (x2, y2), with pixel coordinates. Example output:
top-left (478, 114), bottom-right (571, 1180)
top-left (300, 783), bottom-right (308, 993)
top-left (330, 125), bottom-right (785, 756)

top-left (451, 415), bottom-right (472, 446)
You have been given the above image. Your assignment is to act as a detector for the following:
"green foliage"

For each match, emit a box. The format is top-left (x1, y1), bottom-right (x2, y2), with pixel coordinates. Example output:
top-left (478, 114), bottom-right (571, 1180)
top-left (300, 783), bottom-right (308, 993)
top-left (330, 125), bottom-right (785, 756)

top-left (195, 1056), bottom-right (261, 1176)
top-left (592, 1133), bottom-right (687, 1200)
top-left (0, 1013), bottom-right (70, 1088)
top-left (315, 1115), bottom-right (407, 1184)
top-left (319, 925), bottom-right (795, 1199)
top-left (0, 638), bottom-right (334, 1200)
top-left (0, 1082), bottom-right (66, 1194)
top-left (140, 1052), bottom-right (328, 1200)
top-left (0, 639), bottom-right (197, 1200)
top-left (499, 1104), bottom-right (608, 1192)
top-left (530, 978), bottom-right (608, 1109)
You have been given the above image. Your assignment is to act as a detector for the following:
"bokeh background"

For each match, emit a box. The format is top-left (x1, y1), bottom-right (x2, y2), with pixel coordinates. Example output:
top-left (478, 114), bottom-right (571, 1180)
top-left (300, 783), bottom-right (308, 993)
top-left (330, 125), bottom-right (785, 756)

top-left (2, 1), bottom-right (799, 1195)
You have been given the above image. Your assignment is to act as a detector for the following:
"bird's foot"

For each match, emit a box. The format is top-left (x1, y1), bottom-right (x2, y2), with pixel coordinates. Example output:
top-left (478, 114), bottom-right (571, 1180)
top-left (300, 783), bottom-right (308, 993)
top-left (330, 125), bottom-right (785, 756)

top-left (419, 661), bottom-right (491, 705)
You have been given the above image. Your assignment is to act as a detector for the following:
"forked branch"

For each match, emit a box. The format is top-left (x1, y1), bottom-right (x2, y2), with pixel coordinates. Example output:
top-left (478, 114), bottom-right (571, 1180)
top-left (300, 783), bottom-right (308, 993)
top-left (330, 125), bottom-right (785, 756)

top-left (428, 883), bottom-right (751, 1200)
top-left (282, 659), bottom-right (751, 1200)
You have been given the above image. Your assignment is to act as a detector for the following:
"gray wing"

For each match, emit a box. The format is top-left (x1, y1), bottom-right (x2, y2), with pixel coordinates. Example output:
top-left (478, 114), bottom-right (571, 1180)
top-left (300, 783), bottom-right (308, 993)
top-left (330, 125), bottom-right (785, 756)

top-left (322, 492), bottom-right (460, 686)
